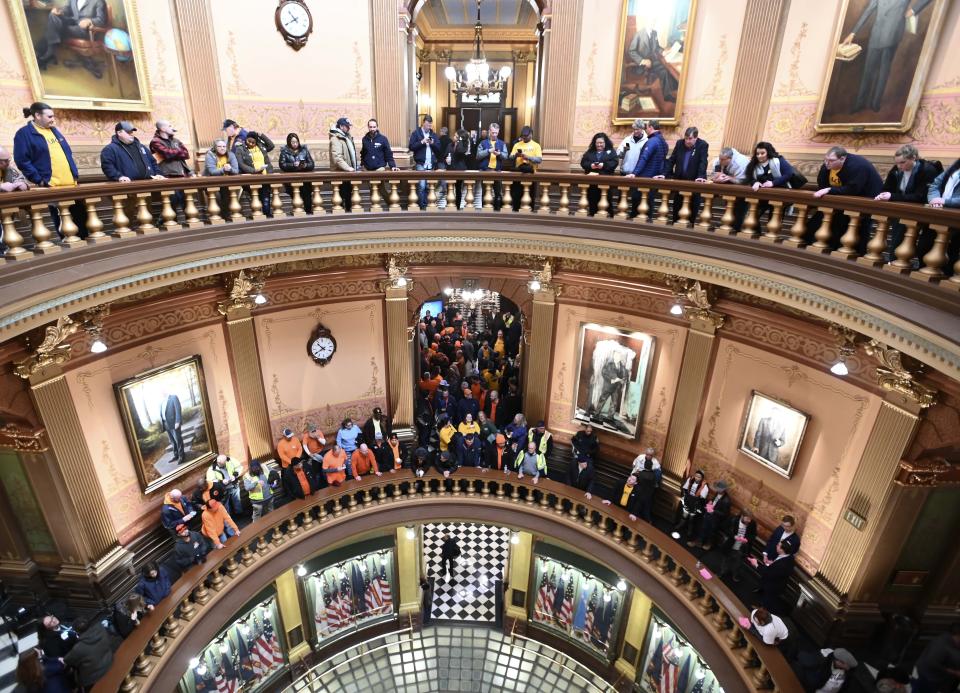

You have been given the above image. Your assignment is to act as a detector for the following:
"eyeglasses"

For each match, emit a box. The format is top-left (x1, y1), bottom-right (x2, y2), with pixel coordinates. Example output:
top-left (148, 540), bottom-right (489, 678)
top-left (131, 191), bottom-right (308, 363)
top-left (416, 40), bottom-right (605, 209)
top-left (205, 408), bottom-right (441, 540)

top-left (823, 157), bottom-right (840, 164)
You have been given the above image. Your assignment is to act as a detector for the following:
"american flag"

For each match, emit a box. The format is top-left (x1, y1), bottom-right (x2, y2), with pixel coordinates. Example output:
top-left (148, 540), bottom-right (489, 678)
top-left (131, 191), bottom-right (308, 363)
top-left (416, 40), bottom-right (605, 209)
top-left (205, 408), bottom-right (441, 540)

top-left (370, 558), bottom-right (385, 611)
top-left (558, 579), bottom-right (574, 628)
top-left (364, 563), bottom-right (380, 613)
top-left (315, 581), bottom-right (329, 634)
top-left (264, 617), bottom-right (283, 664)
top-left (219, 648), bottom-right (238, 693)
top-left (254, 616), bottom-right (282, 670)
top-left (533, 567), bottom-right (554, 622)
top-left (583, 588), bottom-right (596, 641)
top-left (339, 572), bottom-right (355, 625)
top-left (377, 558), bottom-right (392, 611)
top-left (689, 676), bottom-right (705, 693)
top-left (246, 629), bottom-right (264, 678)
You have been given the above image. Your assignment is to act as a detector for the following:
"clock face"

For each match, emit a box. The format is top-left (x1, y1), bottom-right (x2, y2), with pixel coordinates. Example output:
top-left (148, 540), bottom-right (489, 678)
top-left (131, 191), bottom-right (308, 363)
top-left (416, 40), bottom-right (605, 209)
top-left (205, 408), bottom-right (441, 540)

top-left (279, 2), bottom-right (310, 38)
top-left (311, 336), bottom-right (335, 360)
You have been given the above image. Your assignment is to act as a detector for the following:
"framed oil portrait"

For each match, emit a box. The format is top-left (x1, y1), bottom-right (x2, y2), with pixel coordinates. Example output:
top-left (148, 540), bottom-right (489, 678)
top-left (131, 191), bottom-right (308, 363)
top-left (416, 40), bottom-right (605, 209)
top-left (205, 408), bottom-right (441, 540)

top-left (738, 391), bottom-right (809, 479)
top-left (6, 0), bottom-right (153, 112)
top-left (814, 0), bottom-right (948, 133)
top-left (114, 355), bottom-right (217, 494)
top-left (612, 0), bottom-right (698, 126)
top-left (572, 323), bottom-right (656, 439)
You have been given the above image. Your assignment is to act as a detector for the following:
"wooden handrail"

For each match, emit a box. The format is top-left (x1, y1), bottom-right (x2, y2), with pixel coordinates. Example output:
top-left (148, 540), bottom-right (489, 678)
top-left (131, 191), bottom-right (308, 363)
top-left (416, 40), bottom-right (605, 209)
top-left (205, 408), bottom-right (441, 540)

top-left (92, 470), bottom-right (802, 693)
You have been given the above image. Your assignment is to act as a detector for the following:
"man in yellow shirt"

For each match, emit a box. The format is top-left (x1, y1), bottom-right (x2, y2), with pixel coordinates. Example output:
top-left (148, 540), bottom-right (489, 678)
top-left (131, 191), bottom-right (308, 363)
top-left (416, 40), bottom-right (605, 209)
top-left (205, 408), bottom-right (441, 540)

top-left (508, 126), bottom-right (543, 211)
top-left (237, 131), bottom-right (275, 217)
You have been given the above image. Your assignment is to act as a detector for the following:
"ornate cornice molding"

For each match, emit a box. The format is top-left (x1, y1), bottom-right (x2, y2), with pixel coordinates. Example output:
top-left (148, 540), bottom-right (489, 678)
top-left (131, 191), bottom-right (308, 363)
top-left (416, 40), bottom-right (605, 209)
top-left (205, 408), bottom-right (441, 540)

top-left (865, 340), bottom-right (937, 409)
top-left (0, 230), bottom-right (957, 382)
top-left (217, 267), bottom-right (271, 317)
top-left (0, 419), bottom-right (48, 452)
top-left (665, 277), bottom-right (726, 332)
top-left (893, 457), bottom-right (957, 487)
top-left (14, 316), bottom-right (78, 380)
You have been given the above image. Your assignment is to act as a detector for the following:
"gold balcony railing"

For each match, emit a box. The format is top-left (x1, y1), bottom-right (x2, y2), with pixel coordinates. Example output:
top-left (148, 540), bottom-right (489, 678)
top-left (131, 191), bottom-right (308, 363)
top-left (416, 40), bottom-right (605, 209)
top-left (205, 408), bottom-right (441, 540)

top-left (1, 170), bottom-right (958, 286)
top-left (92, 470), bottom-right (802, 693)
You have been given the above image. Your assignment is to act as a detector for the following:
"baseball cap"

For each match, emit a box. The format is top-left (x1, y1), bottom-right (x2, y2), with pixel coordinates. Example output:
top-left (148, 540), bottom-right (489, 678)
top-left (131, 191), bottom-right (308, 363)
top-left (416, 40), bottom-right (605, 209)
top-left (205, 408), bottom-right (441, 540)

top-left (222, 119), bottom-right (238, 129)
top-left (115, 121), bottom-right (137, 133)
top-left (282, 428), bottom-right (294, 438)
top-left (336, 117), bottom-right (352, 128)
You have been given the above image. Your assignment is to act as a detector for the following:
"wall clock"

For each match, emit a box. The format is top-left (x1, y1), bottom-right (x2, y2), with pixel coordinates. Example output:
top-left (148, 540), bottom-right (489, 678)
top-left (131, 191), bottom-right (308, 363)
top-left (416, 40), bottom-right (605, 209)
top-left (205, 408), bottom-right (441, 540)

top-left (275, 0), bottom-right (313, 51)
top-left (308, 323), bottom-right (337, 366)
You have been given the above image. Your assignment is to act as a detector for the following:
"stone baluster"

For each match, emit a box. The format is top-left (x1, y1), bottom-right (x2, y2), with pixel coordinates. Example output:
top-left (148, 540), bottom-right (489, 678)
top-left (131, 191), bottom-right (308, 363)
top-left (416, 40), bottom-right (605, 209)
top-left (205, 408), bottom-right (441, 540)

top-left (331, 181), bottom-right (345, 214)
top-left (519, 181), bottom-right (533, 212)
top-left (760, 200), bottom-right (783, 242)
top-left (111, 195), bottom-right (134, 238)
top-left (501, 180), bottom-right (513, 210)
top-left (656, 552), bottom-right (671, 574)
top-left (159, 191), bottom-right (179, 229)
top-left (670, 563), bottom-right (686, 586)
top-left (84, 197), bottom-right (107, 242)
top-left (407, 180), bottom-right (419, 210)
top-left (350, 180), bottom-right (362, 212)
top-left (785, 202), bottom-right (809, 247)
top-left (370, 180), bottom-right (383, 212)
top-left (835, 210), bottom-right (863, 259)
top-left (132, 652), bottom-right (153, 677)
top-left (716, 196), bottom-right (736, 234)
top-left (255, 535), bottom-right (270, 555)
top-left (240, 544), bottom-right (255, 566)
top-left (741, 199), bottom-right (759, 239)
top-left (162, 613), bottom-right (182, 638)
top-left (347, 491), bottom-right (359, 511)
top-left (179, 596), bottom-right (196, 621)
top-left (29, 204), bottom-right (59, 253)
top-left (56, 200), bottom-right (82, 246)
top-left (628, 530), bottom-right (640, 552)
top-left (711, 607), bottom-right (730, 631)
top-left (557, 183), bottom-right (570, 215)
top-left (887, 219), bottom-right (918, 272)
top-left (677, 191), bottom-right (692, 226)
top-left (553, 495), bottom-right (565, 515)
top-left (193, 582), bottom-right (210, 605)
top-left (510, 484), bottom-right (521, 503)
top-left (726, 625), bottom-right (745, 649)
top-left (916, 224), bottom-right (951, 280)
top-left (227, 187), bottom-right (244, 221)
top-left (597, 185), bottom-right (610, 217)
top-left (809, 206), bottom-right (834, 252)
top-left (207, 569), bottom-right (224, 591)
top-left (480, 480), bottom-right (490, 496)
top-left (272, 525), bottom-right (286, 545)
top-left (312, 183), bottom-right (325, 214)
top-left (738, 644), bottom-right (758, 667)
top-left (538, 181), bottom-right (551, 214)
top-left (148, 633), bottom-right (167, 656)
top-left (495, 481), bottom-right (505, 499)
top-left (224, 556), bottom-right (239, 577)
top-left (697, 592), bottom-right (715, 615)
top-left (388, 180), bottom-right (401, 211)
top-left (751, 665), bottom-right (772, 689)
top-left (482, 180), bottom-right (495, 210)
top-left (1, 207), bottom-right (28, 259)
top-left (463, 178), bottom-right (475, 211)
top-left (270, 183), bottom-right (285, 217)
top-left (655, 189), bottom-right (671, 224)
top-left (290, 184), bottom-right (306, 216)
top-left (615, 185), bottom-right (630, 219)
top-left (696, 192), bottom-right (714, 230)
top-left (582, 508), bottom-right (594, 528)
top-left (860, 215), bottom-right (888, 266)
top-left (641, 538), bottom-right (656, 561)
top-left (575, 184), bottom-right (590, 217)
top-left (684, 576), bottom-right (701, 599)
top-left (426, 181), bottom-right (438, 210)
top-left (183, 190), bottom-right (202, 228)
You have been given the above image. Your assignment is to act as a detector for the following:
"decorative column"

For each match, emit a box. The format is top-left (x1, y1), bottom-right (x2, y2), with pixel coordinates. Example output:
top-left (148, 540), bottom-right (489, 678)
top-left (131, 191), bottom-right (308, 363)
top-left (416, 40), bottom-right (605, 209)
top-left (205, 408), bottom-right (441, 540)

top-left (395, 525), bottom-right (422, 619)
top-left (0, 421), bottom-right (48, 589)
top-left (170, 0), bottom-right (227, 153)
top-left (797, 341), bottom-right (936, 642)
top-left (15, 317), bottom-right (132, 599)
top-left (661, 280), bottom-right (725, 481)
top-left (382, 257), bottom-right (415, 437)
top-left (615, 588), bottom-right (653, 682)
top-left (371, 0), bottom-right (413, 146)
top-left (505, 531), bottom-right (532, 622)
top-left (537, 0), bottom-right (583, 171)
top-left (219, 270), bottom-right (274, 461)
top-left (721, 0), bottom-right (792, 152)
top-left (523, 262), bottom-right (558, 426)
top-left (276, 569), bottom-right (311, 662)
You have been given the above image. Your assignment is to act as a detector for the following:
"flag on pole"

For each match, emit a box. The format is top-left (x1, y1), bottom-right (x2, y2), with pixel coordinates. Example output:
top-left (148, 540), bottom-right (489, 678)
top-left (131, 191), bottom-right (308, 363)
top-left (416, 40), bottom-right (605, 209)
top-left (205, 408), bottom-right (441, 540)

top-left (377, 558), bottom-right (392, 611)
top-left (235, 628), bottom-right (256, 682)
top-left (315, 579), bottom-right (329, 635)
top-left (533, 565), bottom-right (555, 622)
top-left (254, 618), bottom-right (277, 669)
top-left (262, 615), bottom-right (283, 665)
top-left (583, 588), bottom-right (596, 641)
top-left (370, 557), bottom-right (385, 610)
top-left (219, 646), bottom-right (238, 693)
top-left (245, 627), bottom-right (264, 678)
top-left (649, 636), bottom-right (682, 693)
top-left (558, 578), bottom-right (575, 628)
top-left (364, 562), bottom-right (380, 614)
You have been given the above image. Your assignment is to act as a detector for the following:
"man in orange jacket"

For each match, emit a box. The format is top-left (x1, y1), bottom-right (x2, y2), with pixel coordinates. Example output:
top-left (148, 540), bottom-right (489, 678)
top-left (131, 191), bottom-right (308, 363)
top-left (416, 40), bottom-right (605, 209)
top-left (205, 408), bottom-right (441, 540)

top-left (201, 498), bottom-right (240, 549)
top-left (277, 428), bottom-right (304, 469)
top-left (351, 443), bottom-right (382, 480)
top-left (322, 444), bottom-right (348, 486)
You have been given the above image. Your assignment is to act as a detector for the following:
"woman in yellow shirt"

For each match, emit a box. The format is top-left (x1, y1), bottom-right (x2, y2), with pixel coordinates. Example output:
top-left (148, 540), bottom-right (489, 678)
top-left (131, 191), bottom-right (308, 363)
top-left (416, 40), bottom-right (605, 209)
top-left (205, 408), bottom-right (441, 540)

top-left (457, 413), bottom-right (480, 437)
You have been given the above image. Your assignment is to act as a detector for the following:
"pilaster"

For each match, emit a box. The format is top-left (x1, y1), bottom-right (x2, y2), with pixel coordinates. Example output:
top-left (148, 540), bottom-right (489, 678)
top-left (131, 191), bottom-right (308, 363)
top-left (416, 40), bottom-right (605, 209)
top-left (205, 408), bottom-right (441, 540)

top-left (276, 569), bottom-right (311, 662)
top-left (615, 588), bottom-right (652, 682)
top-left (722, 0), bottom-right (792, 152)
top-left (523, 287), bottom-right (556, 425)
top-left (505, 531), bottom-right (532, 621)
top-left (395, 525), bottom-right (422, 617)
top-left (384, 284), bottom-right (415, 433)
top-left (371, 0), bottom-right (413, 146)
top-left (538, 0), bottom-right (583, 170)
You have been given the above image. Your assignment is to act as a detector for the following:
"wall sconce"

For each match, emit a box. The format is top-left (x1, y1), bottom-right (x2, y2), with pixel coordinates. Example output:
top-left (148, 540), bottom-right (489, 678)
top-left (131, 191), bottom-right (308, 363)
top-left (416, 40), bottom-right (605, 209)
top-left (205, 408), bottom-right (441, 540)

top-left (296, 564), bottom-right (307, 577)
top-left (527, 259), bottom-right (557, 294)
top-left (616, 579), bottom-right (627, 591)
top-left (405, 525), bottom-right (416, 540)
top-left (828, 324), bottom-right (859, 377)
top-left (383, 256), bottom-right (412, 290)
top-left (510, 531), bottom-right (520, 545)
top-left (81, 305), bottom-right (110, 354)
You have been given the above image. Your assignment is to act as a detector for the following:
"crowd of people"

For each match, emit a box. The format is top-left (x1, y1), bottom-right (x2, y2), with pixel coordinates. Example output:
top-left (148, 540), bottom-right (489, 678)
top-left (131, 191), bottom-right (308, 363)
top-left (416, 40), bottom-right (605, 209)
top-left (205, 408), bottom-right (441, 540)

top-left (4, 102), bottom-right (958, 268)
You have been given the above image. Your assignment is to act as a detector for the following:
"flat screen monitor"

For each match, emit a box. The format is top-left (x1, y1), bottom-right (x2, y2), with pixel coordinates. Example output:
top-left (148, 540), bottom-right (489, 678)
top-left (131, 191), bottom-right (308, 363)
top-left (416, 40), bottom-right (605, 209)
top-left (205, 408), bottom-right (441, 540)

top-left (420, 300), bottom-right (443, 320)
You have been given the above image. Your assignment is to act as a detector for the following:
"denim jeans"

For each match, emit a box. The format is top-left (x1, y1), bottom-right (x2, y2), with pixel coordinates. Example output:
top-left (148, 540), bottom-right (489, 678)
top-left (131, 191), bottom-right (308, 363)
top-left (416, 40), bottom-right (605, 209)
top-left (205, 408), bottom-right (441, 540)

top-left (415, 163), bottom-right (446, 208)
top-left (218, 524), bottom-right (238, 544)
top-left (224, 485), bottom-right (243, 518)
top-left (342, 450), bottom-right (355, 478)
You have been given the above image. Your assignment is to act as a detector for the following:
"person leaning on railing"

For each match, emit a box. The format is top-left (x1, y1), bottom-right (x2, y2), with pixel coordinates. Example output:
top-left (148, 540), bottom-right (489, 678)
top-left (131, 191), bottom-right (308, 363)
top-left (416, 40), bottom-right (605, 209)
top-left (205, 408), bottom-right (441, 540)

top-left (927, 158), bottom-right (960, 276)
top-left (508, 126), bottom-right (543, 211)
top-left (745, 141), bottom-right (798, 228)
top-left (101, 121), bottom-right (165, 221)
top-left (360, 118), bottom-right (400, 205)
top-left (278, 132), bottom-right (315, 213)
top-left (659, 126), bottom-right (710, 223)
top-left (13, 101), bottom-right (88, 239)
top-left (811, 145), bottom-right (884, 253)
top-left (875, 144), bottom-right (943, 264)
top-left (203, 138), bottom-right (239, 212)
top-left (236, 130), bottom-right (275, 217)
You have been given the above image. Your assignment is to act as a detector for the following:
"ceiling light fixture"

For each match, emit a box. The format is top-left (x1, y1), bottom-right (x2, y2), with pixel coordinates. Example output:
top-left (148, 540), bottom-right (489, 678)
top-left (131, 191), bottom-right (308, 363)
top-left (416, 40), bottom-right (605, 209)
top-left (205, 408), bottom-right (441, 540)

top-left (528, 279), bottom-right (541, 292)
top-left (510, 532), bottom-right (520, 545)
top-left (296, 565), bottom-right (307, 577)
top-left (829, 360), bottom-right (849, 376)
top-left (444, 0), bottom-right (511, 101)
top-left (669, 302), bottom-right (684, 316)
top-left (189, 657), bottom-right (200, 669)
top-left (253, 293), bottom-right (267, 305)
top-left (90, 338), bottom-right (108, 353)
top-left (616, 579), bottom-right (627, 592)
top-left (828, 324), bottom-right (859, 378)
top-left (405, 525), bottom-right (416, 541)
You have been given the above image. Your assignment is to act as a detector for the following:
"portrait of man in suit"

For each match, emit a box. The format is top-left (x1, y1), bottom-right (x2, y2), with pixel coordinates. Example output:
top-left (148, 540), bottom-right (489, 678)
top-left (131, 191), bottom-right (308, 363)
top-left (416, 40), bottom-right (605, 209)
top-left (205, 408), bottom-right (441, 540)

top-left (739, 393), bottom-right (809, 478)
top-left (160, 390), bottom-right (185, 465)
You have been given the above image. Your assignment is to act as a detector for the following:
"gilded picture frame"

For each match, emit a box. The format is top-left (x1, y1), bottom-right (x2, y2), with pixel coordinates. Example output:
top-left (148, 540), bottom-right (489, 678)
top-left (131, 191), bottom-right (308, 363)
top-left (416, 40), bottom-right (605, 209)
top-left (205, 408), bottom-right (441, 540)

top-left (6, 0), bottom-right (153, 112)
top-left (814, 0), bottom-right (947, 133)
top-left (114, 355), bottom-right (217, 494)
top-left (611, 0), bottom-right (698, 126)
top-left (737, 391), bottom-right (809, 479)
top-left (572, 323), bottom-right (656, 440)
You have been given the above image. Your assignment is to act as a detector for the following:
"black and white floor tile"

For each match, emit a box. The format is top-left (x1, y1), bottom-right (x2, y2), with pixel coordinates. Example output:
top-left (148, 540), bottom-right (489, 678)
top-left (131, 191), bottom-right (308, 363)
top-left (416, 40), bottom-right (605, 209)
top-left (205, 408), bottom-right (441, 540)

top-left (423, 522), bottom-right (509, 624)
top-left (0, 617), bottom-right (38, 692)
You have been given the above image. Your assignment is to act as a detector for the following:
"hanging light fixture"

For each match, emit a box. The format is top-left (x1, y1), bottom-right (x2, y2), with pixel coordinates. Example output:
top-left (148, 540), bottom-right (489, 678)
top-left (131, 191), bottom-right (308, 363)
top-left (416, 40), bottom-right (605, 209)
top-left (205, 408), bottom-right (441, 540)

top-left (444, 0), bottom-right (511, 101)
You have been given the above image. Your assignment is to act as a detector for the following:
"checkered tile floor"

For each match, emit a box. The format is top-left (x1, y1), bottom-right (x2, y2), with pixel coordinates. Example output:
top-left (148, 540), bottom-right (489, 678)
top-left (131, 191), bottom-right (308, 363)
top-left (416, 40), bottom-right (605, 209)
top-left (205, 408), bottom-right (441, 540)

top-left (424, 522), bottom-right (509, 624)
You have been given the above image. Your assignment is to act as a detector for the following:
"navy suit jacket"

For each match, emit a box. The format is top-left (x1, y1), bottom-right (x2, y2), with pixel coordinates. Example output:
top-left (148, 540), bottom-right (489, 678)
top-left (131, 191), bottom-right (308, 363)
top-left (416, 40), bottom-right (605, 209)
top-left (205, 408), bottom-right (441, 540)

top-left (764, 527), bottom-right (801, 561)
top-left (666, 138), bottom-right (709, 180)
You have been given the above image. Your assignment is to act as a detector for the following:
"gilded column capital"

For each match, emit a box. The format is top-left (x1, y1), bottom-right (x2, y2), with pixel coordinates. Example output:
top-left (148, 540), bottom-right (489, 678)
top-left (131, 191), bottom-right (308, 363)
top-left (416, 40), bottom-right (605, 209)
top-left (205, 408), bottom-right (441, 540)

top-left (380, 255), bottom-right (413, 293)
top-left (865, 340), bottom-right (937, 409)
top-left (0, 418), bottom-right (48, 452)
top-left (528, 259), bottom-right (562, 298)
top-left (14, 316), bottom-right (78, 380)
top-left (665, 277), bottom-right (725, 333)
top-left (217, 267), bottom-right (270, 318)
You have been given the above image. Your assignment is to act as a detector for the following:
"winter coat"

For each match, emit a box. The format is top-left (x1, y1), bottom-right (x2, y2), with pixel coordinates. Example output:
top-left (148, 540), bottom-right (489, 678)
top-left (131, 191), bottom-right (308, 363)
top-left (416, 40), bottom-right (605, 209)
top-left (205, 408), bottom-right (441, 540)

top-left (172, 530), bottom-right (210, 571)
top-left (476, 138), bottom-right (508, 171)
top-left (328, 128), bottom-right (357, 172)
top-left (236, 139), bottom-right (275, 174)
top-left (278, 145), bottom-right (315, 172)
top-left (100, 136), bottom-right (160, 181)
top-left (13, 122), bottom-right (79, 186)
top-left (135, 567), bottom-right (172, 607)
top-left (882, 158), bottom-right (940, 203)
top-left (149, 131), bottom-right (193, 176)
top-left (408, 127), bottom-right (442, 166)
top-left (630, 131), bottom-right (669, 177)
top-left (63, 623), bottom-right (114, 687)
top-left (203, 148), bottom-right (239, 176)
top-left (360, 132), bottom-right (397, 170)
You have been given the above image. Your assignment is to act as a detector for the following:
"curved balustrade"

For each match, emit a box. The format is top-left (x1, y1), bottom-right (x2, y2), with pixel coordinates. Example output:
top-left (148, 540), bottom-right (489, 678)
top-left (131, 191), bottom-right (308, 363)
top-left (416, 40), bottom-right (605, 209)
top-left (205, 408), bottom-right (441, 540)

top-left (1, 170), bottom-right (958, 284)
top-left (92, 470), bottom-right (802, 693)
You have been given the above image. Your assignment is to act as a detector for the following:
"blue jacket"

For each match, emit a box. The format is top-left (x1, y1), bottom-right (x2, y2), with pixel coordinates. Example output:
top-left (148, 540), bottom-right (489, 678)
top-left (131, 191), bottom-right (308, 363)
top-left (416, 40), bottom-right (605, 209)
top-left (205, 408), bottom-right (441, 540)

top-left (928, 160), bottom-right (960, 208)
top-left (456, 436), bottom-right (484, 468)
top-left (456, 396), bottom-right (480, 425)
top-left (135, 566), bottom-right (172, 607)
top-left (763, 527), bottom-right (801, 561)
top-left (476, 138), bottom-right (508, 171)
top-left (100, 135), bottom-right (161, 181)
top-left (816, 153), bottom-right (883, 198)
top-left (631, 131), bottom-right (669, 177)
top-left (665, 138), bottom-right (709, 180)
top-left (361, 132), bottom-right (397, 170)
top-left (408, 127), bottom-right (442, 166)
top-left (160, 497), bottom-right (196, 530)
top-left (13, 122), bottom-right (79, 186)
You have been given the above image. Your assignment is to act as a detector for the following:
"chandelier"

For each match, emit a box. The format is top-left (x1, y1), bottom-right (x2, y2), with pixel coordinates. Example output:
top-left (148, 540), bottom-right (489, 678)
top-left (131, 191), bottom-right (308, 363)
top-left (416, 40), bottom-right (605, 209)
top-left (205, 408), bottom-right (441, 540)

top-left (443, 0), bottom-right (511, 100)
